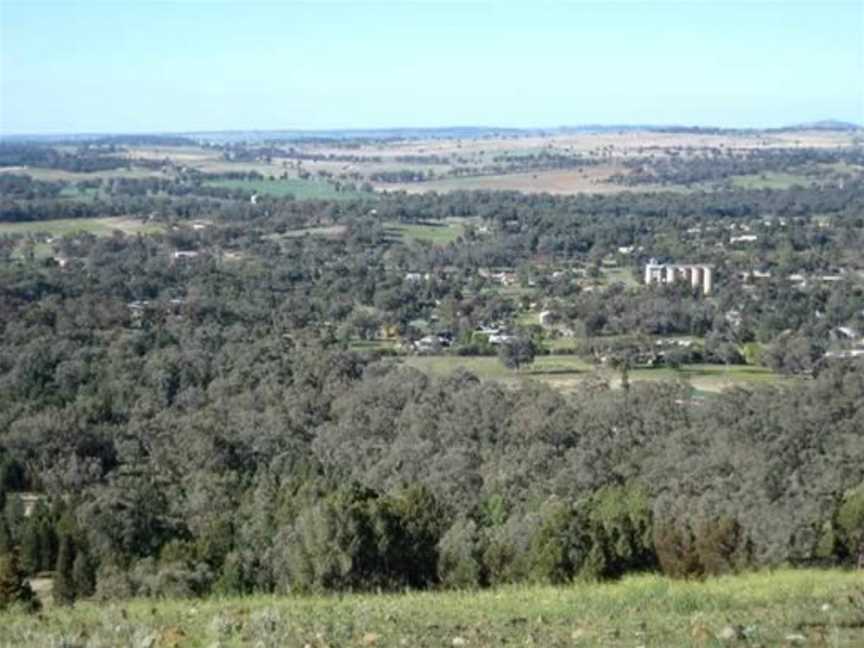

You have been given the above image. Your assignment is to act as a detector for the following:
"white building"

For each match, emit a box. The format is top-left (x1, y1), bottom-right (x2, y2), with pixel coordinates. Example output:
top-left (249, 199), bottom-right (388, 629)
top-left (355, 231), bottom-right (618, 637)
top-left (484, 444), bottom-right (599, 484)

top-left (644, 259), bottom-right (713, 295)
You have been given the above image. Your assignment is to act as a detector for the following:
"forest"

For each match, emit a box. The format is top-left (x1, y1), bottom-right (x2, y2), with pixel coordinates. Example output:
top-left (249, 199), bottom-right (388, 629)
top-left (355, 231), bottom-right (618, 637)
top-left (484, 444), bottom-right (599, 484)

top-left (0, 138), bottom-right (862, 609)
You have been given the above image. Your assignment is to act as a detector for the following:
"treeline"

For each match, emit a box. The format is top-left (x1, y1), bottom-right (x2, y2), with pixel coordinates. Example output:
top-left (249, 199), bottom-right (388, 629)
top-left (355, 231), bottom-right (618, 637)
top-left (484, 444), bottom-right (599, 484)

top-left (610, 147), bottom-right (864, 186)
top-left (0, 330), bottom-right (862, 602)
top-left (0, 143), bottom-right (131, 173)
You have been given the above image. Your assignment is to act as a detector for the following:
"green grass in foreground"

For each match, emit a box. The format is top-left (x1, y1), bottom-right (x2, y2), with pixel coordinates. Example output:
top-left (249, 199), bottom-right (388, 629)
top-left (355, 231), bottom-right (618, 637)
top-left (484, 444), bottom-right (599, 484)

top-left (2, 569), bottom-right (861, 647)
top-left (207, 178), bottom-right (369, 201)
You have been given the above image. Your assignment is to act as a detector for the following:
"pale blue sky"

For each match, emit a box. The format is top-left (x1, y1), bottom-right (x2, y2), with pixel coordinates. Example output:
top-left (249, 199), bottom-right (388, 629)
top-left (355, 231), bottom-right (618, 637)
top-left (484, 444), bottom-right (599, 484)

top-left (1, 1), bottom-right (862, 134)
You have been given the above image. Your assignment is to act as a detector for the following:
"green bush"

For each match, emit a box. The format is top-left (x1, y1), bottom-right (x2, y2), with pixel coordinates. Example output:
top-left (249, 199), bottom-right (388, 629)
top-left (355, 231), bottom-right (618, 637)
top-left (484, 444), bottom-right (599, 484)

top-left (437, 518), bottom-right (487, 588)
top-left (654, 515), bottom-right (751, 578)
top-left (835, 485), bottom-right (864, 564)
top-left (0, 550), bottom-right (39, 612)
top-left (528, 502), bottom-right (584, 583)
top-left (578, 484), bottom-right (656, 579)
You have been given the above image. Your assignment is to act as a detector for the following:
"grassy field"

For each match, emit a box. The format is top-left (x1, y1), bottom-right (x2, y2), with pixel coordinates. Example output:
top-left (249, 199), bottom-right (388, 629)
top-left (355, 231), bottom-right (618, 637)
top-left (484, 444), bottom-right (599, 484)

top-left (0, 166), bottom-right (161, 182)
top-left (402, 355), bottom-right (784, 394)
top-left (3, 569), bottom-right (861, 647)
top-left (384, 217), bottom-right (475, 245)
top-left (601, 266), bottom-right (639, 287)
top-left (276, 225), bottom-right (347, 239)
top-left (376, 167), bottom-right (636, 195)
top-left (207, 178), bottom-right (370, 201)
top-left (729, 171), bottom-right (816, 190)
top-left (0, 217), bottom-right (164, 260)
top-left (0, 217), bottom-right (163, 238)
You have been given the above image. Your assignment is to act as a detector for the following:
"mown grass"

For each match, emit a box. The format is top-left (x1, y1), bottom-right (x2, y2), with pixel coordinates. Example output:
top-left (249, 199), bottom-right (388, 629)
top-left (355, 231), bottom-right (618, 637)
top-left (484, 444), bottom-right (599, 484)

top-left (601, 265), bottom-right (639, 287)
top-left (402, 355), bottom-right (784, 393)
top-left (384, 217), bottom-right (474, 245)
top-left (206, 178), bottom-right (370, 201)
top-left (2, 569), bottom-right (861, 647)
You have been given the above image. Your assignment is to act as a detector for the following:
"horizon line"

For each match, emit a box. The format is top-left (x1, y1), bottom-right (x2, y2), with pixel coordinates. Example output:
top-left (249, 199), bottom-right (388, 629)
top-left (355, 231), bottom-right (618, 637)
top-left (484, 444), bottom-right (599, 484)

top-left (1, 119), bottom-right (861, 141)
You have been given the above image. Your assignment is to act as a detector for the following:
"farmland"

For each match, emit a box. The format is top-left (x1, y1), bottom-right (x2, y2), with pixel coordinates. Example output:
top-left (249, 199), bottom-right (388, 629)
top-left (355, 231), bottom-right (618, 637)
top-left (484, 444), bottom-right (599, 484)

top-left (0, 216), bottom-right (162, 238)
top-left (206, 177), bottom-right (370, 201)
top-left (2, 569), bottom-right (861, 647)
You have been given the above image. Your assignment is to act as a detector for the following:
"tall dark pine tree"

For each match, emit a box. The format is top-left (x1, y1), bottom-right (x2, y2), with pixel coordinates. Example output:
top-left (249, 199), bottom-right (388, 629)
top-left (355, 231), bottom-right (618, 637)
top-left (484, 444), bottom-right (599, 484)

top-left (72, 546), bottom-right (96, 598)
top-left (53, 532), bottom-right (76, 606)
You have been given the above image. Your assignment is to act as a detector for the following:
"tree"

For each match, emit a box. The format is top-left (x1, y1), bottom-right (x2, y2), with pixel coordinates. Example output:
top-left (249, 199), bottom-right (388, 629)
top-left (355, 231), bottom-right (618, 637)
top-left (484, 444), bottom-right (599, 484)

top-left (0, 550), bottom-right (39, 612)
top-left (497, 337), bottom-right (536, 371)
top-left (53, 532), bottom-right (76, 605)
top-left (72, 546), bottom-right (96, 598)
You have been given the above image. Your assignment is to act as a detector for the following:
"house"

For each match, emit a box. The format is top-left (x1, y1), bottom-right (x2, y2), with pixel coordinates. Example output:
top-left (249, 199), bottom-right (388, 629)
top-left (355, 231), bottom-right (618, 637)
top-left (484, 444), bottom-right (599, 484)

top-left (730, 235), bottom-right (758, 244)
top-left (413, 332), bottom-right (453, 354)
top-left (824, 349), bottom-right (864, 360)
top-left (833, 326), bottom-right (859, 341)
top-left (741, 270), bottom-right (771, 281)
top-left (172, 250), bottom-right (200, 260)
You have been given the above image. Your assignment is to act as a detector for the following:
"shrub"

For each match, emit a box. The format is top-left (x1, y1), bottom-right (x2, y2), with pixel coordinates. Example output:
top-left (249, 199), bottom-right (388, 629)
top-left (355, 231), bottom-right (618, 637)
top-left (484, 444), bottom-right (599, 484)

top-left (0, 550), bottom-right (39, 612)
top-left (528, 501), bottom-right (585, 584)
top-left (654, 520), bottom-right (702, 579)
top-left (835, 485), bottom-right (864, 565)
top-left (654, 515), bottom-right (751, 578)
top-left (437, 518), bottom-right (487, 588)
top-left (578, 484), bottom-right (656, 579)
top-left (276, 485), bottom-right (379, 592)
top-left (94, 563), bottom-right (133, 602)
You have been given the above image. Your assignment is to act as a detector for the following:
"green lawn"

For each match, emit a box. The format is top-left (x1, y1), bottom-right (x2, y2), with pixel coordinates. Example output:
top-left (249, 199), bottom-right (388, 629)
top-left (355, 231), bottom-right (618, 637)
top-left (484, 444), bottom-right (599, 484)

top-left (272, 225), bottom-right (347, 240)
top-left (402, 355), bottom-right (784, 394)
top-left (602, 266), bottom-right (639, 287)
top-left (58, 186), bottom-right (102, 202)
top-left (402, 354), bottom-right (594, 381)
top-left (207, 178), bottom-right (370, 201)
top-left (3, 569), bottom-right (862, 647)
top-left (0, 217), bottom-right (163, 238)
top-left (1, 217), bottom-right (164, 260)
top-left (384, 217), bottom-right (475, 245)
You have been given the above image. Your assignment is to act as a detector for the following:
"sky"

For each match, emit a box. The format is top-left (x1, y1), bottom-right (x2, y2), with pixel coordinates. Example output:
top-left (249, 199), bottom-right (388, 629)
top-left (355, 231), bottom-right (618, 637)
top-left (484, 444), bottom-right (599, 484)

top-left (0, 0), bottom-right (862, 135)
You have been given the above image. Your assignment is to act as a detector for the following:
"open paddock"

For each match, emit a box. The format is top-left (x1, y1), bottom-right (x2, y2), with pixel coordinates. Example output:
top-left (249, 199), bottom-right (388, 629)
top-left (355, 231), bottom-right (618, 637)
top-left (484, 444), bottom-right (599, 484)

top-left (384, 217), bottom-right (477, 245)
top-left (401, 354), bottom-right (785, 394)
top-left (206, 177), bottom-right (370, 200)
top-left (0, 216), bottom-right (163, 238)
top-left (375, 166), bottom-right (640, 195)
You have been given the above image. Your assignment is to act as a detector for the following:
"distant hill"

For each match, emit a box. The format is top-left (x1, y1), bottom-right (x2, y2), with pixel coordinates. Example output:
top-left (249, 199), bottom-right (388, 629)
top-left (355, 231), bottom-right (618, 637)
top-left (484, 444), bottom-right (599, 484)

top-left (780, 119), bottom-right (862, 132)
top-left (3, 120), bottom-right (862, 145)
